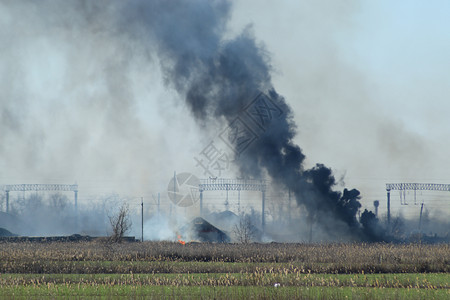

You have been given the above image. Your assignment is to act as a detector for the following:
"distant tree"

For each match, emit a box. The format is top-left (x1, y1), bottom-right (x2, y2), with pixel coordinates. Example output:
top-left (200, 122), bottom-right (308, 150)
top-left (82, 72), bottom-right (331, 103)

top-left (9, 194), bottom-right (43, 216)
top-left (49, 193), bottom-right (69, 210)
top-left (390, 215), bottom-right (405, 240)
top-left (108, 203), bottom-right (132, 243)
top-left (233, 214), bottom-right (255, 244)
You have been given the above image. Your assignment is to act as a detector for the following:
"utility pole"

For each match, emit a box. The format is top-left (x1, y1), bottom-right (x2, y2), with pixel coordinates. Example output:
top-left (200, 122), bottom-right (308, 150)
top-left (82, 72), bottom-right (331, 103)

top-left (386, 189), bottom-right (391, 228)
top-left (74, 189), bottom-right (78, 232)
top-left (157, 192), bottom-right (160, 215)
top-left (225, 184), bottom-right (229, 210)
top-left (5, 190), bottom-right (9, 213)
top-left (238, 188), bottom-right (241, 215)
top-left (261, 189), bottom-right (265, 233)
top-left (419, 202), bottom-right (424, 234)
top-left (141, 197), bottom-right (144, 242)
top-left (74, 190), bottom-right (78, 212)
top-left (199, 189), bottom-right (203, 217)
top-left (288, 188), bottom-right (291, 223)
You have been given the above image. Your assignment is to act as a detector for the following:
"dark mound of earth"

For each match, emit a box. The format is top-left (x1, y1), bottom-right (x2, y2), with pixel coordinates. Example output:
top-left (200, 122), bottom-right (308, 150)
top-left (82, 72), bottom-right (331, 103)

top-left (0, 227), bottom-right (17, 237)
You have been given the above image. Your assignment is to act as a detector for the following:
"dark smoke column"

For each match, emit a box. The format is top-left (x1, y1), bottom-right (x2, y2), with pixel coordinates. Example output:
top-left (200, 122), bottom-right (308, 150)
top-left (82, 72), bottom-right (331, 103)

top-left (120, 0), bottom-right (371, 240)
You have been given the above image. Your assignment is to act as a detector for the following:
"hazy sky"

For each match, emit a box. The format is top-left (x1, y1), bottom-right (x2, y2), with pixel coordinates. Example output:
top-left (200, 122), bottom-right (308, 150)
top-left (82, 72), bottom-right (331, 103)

top-left (228, 1), bottom-right (450, 217)
top-left (1, 0), bottom-right (449, 219)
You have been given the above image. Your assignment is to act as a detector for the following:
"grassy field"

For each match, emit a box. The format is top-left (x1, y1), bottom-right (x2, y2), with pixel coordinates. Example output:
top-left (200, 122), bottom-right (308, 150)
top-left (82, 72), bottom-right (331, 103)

top-left (0, 241), bottom-right (448, 299)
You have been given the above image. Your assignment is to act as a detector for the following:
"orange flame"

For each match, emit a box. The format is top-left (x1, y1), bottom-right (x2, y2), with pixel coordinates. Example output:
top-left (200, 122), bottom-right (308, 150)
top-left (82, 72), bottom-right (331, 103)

top-left (177, 235), bottom-right (186, 245)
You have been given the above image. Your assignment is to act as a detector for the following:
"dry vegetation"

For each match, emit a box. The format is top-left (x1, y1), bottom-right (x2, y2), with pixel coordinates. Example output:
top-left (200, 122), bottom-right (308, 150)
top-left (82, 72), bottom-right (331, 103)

top-left (0, 241), bottom-right (448, 274)
top-left (0, 241), bottom-right (448, 298)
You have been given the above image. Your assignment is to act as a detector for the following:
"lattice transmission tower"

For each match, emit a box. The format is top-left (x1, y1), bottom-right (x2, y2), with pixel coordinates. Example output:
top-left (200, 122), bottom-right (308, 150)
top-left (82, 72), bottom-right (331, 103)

top-left (385, 183), bottom-right (450, 225)
top-left (1, 184), bottom-right (78, 213)
top-left (199, 178), bottom-right (267, 231)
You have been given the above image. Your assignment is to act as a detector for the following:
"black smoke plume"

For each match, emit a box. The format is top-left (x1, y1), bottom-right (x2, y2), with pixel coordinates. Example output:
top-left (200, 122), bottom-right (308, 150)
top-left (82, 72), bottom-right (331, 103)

top-left (119, 0), bottom-right (380, 240)
top-left (0, 0), bottom-right (380, 240)
top-left (360, 209), bottom-right (387, 242)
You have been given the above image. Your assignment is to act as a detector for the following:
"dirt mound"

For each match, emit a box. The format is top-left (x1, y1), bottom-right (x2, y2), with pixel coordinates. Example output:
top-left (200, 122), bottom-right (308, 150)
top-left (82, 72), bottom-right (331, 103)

top-left (0, 212), bottom-right (23, 234)
top-left (0, 227), bottom-right (17, 237)
top-left (180, 217), bottom-right (230, 243)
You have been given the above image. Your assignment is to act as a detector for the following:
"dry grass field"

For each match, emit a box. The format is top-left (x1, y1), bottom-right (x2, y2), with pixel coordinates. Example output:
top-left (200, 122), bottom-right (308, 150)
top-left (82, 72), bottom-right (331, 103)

top-left (0, 241), bottom-right (448, 299)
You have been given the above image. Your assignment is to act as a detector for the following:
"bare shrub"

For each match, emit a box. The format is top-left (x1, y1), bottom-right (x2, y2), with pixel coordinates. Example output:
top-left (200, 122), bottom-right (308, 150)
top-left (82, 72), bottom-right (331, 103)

top-left (108, 204), bottom-right (132, 243)
top-left (233, 214), bottom-right (256, 244)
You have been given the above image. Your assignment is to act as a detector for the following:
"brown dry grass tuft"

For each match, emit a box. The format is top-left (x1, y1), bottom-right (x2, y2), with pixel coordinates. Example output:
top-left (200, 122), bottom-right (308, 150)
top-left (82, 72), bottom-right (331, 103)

top-left (0, 241), bottom-right (448, 274)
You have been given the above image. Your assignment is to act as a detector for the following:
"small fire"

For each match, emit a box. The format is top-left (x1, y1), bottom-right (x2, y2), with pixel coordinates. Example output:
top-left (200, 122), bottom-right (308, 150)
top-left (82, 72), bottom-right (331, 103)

top-left (177, 235), bottom-right (186, 245)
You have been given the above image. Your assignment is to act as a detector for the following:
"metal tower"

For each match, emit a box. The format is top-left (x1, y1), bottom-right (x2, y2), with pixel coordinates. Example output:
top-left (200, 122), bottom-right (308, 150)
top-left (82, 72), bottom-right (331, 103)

top-left (198, 178), bottom-right (267, 231)
top-left (386, 182), bottom-right (450, 225)
top-left (2, 184), bottom-right (78, 213)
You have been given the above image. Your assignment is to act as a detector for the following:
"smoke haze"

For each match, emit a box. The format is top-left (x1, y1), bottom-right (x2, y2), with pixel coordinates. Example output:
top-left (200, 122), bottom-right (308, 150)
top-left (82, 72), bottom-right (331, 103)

top-left (0, 0), bottom-right (449, 240)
